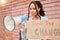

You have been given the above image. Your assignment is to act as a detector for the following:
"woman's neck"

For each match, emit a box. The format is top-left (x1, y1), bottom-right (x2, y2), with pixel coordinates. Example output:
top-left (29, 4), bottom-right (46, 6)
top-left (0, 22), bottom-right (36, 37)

top-left (32, 15), bottom-right (41, 20)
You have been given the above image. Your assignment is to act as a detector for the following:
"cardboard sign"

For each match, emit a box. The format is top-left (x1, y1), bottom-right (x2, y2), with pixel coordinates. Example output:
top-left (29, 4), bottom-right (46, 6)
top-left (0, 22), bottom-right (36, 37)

top-left (25, 19), bottom-right (60, 40)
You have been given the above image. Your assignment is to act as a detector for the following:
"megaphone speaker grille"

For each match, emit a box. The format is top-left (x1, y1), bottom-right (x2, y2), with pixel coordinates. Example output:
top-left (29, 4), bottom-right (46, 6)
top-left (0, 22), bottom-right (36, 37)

top-left (3, 16), bottom-right (15, 31)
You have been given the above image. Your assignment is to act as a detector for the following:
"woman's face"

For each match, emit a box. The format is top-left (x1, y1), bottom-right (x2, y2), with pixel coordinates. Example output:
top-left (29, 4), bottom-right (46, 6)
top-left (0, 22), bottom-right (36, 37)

top-left (29, 3), bottom-right (39, 18)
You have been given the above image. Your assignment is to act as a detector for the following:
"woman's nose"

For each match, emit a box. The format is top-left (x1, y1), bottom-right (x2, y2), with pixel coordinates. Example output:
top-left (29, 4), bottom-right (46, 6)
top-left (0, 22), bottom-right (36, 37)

top-left (30, 10), bottom-right (34, 13)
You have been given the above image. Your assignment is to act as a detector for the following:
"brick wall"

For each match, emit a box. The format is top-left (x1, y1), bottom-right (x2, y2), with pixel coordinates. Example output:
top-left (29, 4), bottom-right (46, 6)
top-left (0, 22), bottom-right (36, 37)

top-left (0, 0), bottom-right (60, 40)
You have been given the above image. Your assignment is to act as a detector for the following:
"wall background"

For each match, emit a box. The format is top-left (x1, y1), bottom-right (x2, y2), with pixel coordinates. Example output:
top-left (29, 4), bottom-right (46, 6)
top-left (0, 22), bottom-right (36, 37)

top-left (0, 0), bottom-right (60, 40)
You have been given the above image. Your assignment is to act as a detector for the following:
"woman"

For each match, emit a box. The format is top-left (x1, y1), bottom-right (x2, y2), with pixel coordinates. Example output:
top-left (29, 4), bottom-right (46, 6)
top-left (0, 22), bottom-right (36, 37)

top-left (21, 1), bottom-right (48, 22)
top-left (20, 1), bottom-right (48, 40)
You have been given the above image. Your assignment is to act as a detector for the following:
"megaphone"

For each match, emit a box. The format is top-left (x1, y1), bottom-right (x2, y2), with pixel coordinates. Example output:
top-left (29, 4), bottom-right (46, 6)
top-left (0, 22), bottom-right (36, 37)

top-left (3, 15), bottom-right (22, 31)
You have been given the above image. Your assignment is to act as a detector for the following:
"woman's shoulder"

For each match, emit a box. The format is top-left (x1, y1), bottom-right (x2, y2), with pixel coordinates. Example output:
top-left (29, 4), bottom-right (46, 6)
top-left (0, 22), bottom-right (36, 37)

top-left (41, 16), bottom-right (48, 20)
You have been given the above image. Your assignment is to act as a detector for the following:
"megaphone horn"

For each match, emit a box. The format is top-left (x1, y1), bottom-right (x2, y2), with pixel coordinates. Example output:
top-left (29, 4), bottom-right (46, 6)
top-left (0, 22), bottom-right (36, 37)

top-left (3, 15), bottom-right (21, 31)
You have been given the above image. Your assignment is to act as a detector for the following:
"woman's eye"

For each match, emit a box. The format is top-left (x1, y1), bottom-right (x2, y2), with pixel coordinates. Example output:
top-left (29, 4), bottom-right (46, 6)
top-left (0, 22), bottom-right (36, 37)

top-left (30, 8), bottom-right (32, 10)
top-left (33, 8), bottom-right (36, 10)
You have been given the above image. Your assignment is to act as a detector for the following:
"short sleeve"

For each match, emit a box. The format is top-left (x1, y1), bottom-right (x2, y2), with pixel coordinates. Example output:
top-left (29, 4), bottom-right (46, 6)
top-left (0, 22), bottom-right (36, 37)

top-left (41, 16), bottom-right (48, 20)
top-left (21, 14), bottom-right (28, 22)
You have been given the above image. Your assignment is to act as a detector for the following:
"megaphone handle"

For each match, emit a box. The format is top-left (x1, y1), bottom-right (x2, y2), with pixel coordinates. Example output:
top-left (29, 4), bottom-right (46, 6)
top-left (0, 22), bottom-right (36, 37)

top-left (19, 30), bottom-right (22, 40)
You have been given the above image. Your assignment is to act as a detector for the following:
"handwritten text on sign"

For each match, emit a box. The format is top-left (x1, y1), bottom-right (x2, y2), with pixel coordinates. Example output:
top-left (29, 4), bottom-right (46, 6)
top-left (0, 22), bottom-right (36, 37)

top-left (25, 19), bottom-right (60, 40)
